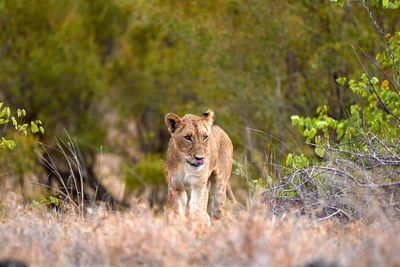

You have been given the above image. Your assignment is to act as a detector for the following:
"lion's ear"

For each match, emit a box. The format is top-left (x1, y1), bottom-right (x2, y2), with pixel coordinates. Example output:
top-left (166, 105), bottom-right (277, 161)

top-left (165, 113), bottom-right (182, 134)
top-left (202, 109), bottom-right (214, 128)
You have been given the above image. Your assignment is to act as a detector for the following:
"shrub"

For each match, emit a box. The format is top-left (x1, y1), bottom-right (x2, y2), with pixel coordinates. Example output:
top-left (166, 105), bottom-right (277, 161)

top-left (262, 3), bottom-right (400, 221)
top-left (0, 102), bottom-right (43, 150)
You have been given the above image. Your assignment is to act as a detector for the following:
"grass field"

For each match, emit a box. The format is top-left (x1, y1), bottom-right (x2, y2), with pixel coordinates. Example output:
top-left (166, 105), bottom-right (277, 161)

top-left (1, 197), bottom-right (400, 267)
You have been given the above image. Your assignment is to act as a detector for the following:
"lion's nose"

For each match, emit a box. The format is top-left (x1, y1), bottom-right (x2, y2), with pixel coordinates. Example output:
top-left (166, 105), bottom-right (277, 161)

top-left (194, 155), bottom-right (205, 160)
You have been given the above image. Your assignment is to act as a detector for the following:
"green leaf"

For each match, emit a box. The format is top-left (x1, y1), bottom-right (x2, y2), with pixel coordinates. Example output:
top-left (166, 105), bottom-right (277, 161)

top-left (315, 147), bottom-right (325, 157)
top-left (307, 128), bottom-right (317, 141)
top-left (49, 196), bottom-right (59, 206)
top-left (41, 197), bottom-right (50, 205)
top-left (316, 121), bottom-right (327, 129)
top-left (32, 200), bottom-right (41, 209)
top-left (31, 121), bottom-right (39, 133)
top-left (2, 138), bottom-right (16, 150)
top-left (11, 116), bottom-right (17, 129)
top-left (39, 126), bottom-right (45, 134)
top-left (337, 128), bottom-right (344, 139)
top-left (336, 77), bottom-right (347, 85)
top-left (17, 109), bottom-right (21, 117)
top-left (330, 0), bottom-right (344, 7)
top-left (291, 115), bottom-right (300, 125)
top-left (286, 153), bottom-right (293, 167)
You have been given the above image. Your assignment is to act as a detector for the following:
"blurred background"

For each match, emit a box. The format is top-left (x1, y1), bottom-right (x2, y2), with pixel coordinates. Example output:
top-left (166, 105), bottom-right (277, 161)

top-left (0, 0), bottom-right (398, 207)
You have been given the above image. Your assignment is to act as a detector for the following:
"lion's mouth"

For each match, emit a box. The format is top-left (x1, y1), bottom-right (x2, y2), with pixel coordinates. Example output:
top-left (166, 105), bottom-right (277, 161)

top-left (186, 159), bottom-right (205, 167)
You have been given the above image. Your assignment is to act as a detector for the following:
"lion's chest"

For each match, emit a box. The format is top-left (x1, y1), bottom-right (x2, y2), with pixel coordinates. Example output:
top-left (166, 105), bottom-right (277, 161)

top-left (170, 163), bottom-right (210, 190)
top-left (183, 173), bottom-right (201, 188)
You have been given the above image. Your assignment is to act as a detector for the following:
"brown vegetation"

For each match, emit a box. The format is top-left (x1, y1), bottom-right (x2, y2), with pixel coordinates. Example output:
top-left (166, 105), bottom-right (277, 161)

top-left (1, 199), bottom-right (400, 267)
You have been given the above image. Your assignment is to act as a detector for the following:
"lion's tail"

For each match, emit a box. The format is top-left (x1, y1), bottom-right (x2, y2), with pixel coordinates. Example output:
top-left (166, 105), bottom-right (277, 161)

top-left (226, 183), bottom-right (236, 203)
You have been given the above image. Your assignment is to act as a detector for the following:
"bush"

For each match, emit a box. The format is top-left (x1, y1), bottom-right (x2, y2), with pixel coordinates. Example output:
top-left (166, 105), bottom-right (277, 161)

top-left (262, 3), bottom-right (400, 221)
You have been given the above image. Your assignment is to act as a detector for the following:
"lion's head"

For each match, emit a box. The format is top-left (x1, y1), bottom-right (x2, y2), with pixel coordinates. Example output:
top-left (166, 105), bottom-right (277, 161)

top-left (165, 109), bottom-right (214, 171)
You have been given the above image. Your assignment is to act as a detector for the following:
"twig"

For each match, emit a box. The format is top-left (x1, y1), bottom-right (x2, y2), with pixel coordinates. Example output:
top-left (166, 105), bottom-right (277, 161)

top-left (361, 0), bottom-right (400, 84)
top-left (357, 44), bottom-right (400, 97)
top-left (352, 45), bottom-right (400, 127)
top-left (316, 210), bottom-right (341, 222)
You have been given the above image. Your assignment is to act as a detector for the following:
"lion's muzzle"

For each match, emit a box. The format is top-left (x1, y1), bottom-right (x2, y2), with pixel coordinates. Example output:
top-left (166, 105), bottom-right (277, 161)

top-left (186, 155), bottom-right (205, 167)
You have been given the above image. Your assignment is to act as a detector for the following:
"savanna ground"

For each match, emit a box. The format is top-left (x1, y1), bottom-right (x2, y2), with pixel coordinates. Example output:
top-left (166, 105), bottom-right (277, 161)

top-left (1, 191), bottom-right (400, 267)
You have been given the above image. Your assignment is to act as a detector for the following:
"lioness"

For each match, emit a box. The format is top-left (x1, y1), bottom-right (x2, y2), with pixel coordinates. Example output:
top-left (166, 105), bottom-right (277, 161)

top-left (165, 109), bottom-right (235, 222)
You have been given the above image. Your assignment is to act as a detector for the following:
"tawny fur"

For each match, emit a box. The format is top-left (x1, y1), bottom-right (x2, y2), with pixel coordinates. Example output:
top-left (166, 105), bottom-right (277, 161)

top-left (165, 109), bottom-right (234, 222)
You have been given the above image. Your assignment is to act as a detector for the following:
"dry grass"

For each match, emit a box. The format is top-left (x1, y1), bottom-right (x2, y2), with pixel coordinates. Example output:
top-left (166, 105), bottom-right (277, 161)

top-left (1, 199), bottom-right (400, 267)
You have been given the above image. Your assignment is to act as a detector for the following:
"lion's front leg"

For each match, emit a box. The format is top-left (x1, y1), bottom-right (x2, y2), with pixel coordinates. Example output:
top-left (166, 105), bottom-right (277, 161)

top-left (189, 182), bottom-right (210, 223)
top-left (168, 185), bottom-right (188, 217)
top-left (175, 190), bottom-right (188, 217)
top-left (210, 172), bottom-right (227, 220)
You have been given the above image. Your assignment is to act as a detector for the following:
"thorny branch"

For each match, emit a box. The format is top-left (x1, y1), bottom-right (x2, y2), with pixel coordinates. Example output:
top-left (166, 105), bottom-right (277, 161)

top-left (352, 45), bottom-right (400, 126)
top-left (361, 0), bottom-right (400, 85)
top-left (357, 45), bottom-right (400, 97)
top-left (262, 132), bottom-right (400, 222)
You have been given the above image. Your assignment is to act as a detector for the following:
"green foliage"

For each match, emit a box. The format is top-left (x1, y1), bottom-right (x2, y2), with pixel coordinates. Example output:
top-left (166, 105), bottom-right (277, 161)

top-left (371, 0), bottom-right (400, 8)
top-left (1, 1), bottom-right (396, 150)
top-left (330, 0), bottom-right (345, 7)
top-left (124, 154), bottom-right (165, 192)
top-left (41, 196), bottom-right (60, 207)
top-left (252, 175), bottom-right (273, 191)
top-left (280, 24), bottom-right (400, 215)
top-left (289, 19), bottom-right (400, 171)
top-left (285, 153), bottom-right (310, 169)
top-left (1, 0), bottom-right (399, 200)
top-left (377, 32), bottom-right (400, 70)
top-left (37, 193), bottom-right (63, 209)
top-left (0, 102), bottom-right (43, 150)
top-left (252, 178), bottom-right (262, 191)
top-left (0, 0), bottom-right (107, 145)
top-left (331, 0), bottom-right (400, 8)
top-left (291, 31), bottom-right (400, 161)
top-left (32, 200), bottom-right (41, 210)
top-left (105, 0), bottom-right (400, 163)
top-left (291, 105), bottom-right (337, 143)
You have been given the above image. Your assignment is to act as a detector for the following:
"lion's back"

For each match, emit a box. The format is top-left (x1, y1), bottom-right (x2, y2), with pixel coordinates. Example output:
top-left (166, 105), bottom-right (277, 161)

top-left (211, 125), bottom-right (233, 168)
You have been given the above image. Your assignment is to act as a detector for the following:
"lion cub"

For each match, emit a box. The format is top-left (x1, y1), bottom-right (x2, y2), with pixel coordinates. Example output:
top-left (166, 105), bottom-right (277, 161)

top-left (165, 109), bottom-right (235, 222)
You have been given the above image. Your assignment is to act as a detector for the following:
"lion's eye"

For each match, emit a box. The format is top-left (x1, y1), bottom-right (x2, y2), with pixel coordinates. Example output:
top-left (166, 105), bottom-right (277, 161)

top-left (203, 135), bottom-right (208, 142)
top-left (184, 135), bottom-right (192, 142)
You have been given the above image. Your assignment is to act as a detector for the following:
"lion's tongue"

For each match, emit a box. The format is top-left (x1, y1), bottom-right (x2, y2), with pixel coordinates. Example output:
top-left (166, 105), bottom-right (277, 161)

top-left (195, 159), bottom-right (204, 166)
